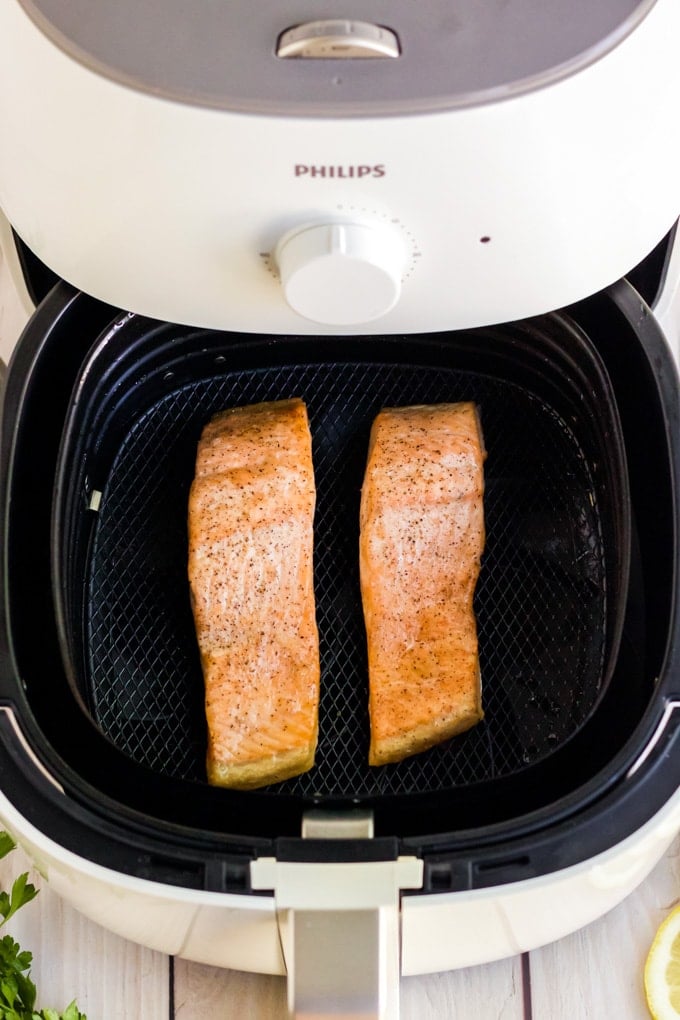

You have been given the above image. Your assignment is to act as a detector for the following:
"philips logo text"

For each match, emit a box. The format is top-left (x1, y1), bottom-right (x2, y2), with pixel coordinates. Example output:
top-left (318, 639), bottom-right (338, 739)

top-left (294, 164), bottom-right (386, 179)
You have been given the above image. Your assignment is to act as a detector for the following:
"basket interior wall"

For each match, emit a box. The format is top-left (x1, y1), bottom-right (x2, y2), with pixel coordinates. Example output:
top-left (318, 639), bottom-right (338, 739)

top-left (54, 324), bottom-right (624, 799)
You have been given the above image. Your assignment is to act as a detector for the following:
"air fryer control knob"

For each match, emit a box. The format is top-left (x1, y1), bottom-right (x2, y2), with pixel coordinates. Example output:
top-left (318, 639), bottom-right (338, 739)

top-left (275, 222), bottom-right (406, 325)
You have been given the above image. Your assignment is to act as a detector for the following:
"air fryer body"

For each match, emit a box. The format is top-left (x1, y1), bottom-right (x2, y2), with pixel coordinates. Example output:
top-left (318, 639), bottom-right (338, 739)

top-left (1, 783), bottom-right (680, 977)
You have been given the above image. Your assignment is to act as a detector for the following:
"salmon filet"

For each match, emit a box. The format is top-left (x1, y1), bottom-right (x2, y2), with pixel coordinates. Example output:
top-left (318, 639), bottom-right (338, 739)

top-left (359, 402), bottom-right (486, 766)
top-left (188, 398), bottom-right (319, 789)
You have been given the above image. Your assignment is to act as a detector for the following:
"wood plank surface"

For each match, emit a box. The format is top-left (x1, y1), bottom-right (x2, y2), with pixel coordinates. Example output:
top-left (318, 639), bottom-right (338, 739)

top-left (174, 963), bottom-right (287, 1019)
top-left (173, 955), bottom-right (526, 1019)
top-left (400, 959), bottom-right (525, 1020)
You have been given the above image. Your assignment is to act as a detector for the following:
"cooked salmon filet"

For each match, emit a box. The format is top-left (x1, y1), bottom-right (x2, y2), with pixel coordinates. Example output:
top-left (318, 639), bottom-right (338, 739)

top-left (359, 402), bottom-right (486, 766)
top-left (188, 398), bottom-right (320, 789)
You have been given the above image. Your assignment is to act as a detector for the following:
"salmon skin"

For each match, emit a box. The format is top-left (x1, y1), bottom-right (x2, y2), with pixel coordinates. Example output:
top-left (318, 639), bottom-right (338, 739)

top-left (359, 402), bottom-right (486, 766)
top-left (188, 398), bottom-right (320, 789)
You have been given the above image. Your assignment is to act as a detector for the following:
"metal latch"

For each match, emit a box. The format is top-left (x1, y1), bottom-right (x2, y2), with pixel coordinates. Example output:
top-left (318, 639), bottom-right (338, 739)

top-left (250, 810), bottom-right (423, 1019)
top-left (277, 21), bottom-right (401, 60)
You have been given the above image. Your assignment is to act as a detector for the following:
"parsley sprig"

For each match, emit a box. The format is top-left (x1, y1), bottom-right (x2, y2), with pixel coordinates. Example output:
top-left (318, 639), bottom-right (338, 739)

top-left (0, 832), bottom-right (86, 1020)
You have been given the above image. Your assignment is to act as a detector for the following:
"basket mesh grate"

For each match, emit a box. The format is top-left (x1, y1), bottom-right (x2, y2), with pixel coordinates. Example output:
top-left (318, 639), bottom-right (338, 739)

top-left (86, 359), bottom-right (606, 796)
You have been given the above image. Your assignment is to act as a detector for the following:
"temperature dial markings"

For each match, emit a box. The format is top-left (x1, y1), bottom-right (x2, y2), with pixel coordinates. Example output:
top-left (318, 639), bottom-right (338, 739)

top-left (338, 205), bottom-right (421, 280)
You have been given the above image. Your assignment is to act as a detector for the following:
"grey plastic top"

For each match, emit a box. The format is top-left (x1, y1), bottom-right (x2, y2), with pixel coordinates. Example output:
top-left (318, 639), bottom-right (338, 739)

top-left (20, 0), bottom-right (654, 117)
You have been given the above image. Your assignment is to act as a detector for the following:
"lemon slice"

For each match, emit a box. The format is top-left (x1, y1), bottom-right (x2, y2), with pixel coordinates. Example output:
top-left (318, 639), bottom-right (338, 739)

top-left (645, 903), bottom-right (680, 1019)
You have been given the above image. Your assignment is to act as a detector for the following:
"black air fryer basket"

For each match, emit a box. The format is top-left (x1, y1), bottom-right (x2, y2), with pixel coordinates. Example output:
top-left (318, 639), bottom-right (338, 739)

top-left (0, 278), bottom-right (679, 892)
top-left (54, 301), bottom-right (628, 794)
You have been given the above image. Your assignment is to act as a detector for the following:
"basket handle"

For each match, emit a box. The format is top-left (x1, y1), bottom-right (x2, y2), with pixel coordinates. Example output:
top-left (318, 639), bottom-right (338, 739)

top-left (250, 812), bottom-right (423, 1019)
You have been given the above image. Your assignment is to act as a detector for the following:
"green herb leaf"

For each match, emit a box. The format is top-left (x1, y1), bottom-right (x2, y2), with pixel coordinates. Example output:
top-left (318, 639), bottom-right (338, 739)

top-left (0, 874), bottom-right (39, 927)
top-left (0, 933), bottom-right (33, 977)
top-left (62, 1004), bottom-right (86, 1020)
top-left (0, 835), bottom-right (15, 864)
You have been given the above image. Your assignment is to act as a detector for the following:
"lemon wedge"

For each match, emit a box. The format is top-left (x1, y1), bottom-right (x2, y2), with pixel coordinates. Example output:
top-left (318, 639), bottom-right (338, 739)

top-left (645, 903), bottom-right (680, 1018)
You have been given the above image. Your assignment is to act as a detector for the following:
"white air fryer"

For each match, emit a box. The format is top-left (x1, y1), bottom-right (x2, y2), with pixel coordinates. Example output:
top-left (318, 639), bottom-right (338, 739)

top-left (0, 1), bottom-right (680, 1017)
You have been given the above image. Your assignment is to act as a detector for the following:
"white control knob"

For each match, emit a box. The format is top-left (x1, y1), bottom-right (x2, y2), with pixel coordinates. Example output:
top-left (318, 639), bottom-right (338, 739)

top-left (275, 222), bottom-right (407, 325)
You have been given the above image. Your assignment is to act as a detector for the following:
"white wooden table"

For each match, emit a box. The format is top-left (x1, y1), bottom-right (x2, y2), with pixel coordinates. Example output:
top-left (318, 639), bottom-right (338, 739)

top-left (1, 835), bottom-right (677, 1019)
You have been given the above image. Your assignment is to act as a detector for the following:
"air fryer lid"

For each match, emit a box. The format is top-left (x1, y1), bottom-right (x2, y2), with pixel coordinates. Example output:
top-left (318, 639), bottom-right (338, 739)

top-left (0, 280), bottom-right (678, 886)
top-left (18, 0), bottom-right (651, 114)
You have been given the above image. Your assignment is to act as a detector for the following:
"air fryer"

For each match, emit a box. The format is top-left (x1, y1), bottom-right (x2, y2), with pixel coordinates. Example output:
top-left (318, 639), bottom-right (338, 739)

top-left (0, 0), bottom-right (679, 1016)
